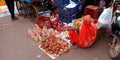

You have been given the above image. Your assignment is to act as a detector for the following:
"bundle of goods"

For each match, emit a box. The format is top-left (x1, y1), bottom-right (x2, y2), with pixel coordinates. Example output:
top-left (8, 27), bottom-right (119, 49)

top-left (59, 2), bottom-right (84, 23)
top-left (36, 16), bottom-right (53, 28)
top-left (84, 5), bottom-right (100, 19)
top-left (41, 35), bottom-right (69, 55)
top-left (27, 24), bottom-right (58, 42)
top-left (53, 0), bottom-right (69, 7)
top-left (72, 17), bottom-right (83, 27)
top-left (58, 4), bottom-right (77, 23)
top-left (28, 24), bottom-right (43, 42)
top-left (72, 16), bottom-right (95, 27)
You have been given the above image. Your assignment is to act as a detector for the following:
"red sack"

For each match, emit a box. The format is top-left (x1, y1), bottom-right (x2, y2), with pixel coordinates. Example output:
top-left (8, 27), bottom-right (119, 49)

top-left (36, 16), bottom-right (53, 28)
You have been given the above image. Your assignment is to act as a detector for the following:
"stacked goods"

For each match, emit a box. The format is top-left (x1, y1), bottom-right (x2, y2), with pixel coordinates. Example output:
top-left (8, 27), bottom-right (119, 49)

top-left (72, 17), bottom-right (83, 27)
top-left (41, 36), bottom-right (69, 55)
top-left (28, 24), bottom-right (59, 42)
top-left (84, 5), bottom-right (100, 19)
top-left (59, 2), bottom-right (84, 23)
top-left (76, 2), bottom-right (84, 18)
top-left (58, 4), bottom-right (78, 23)
top-left (28, 24), bottom-right (42, 41)
top-left (59, 14), bottom-right (77, 24)
top-left (53, 0), bottom-right (69, 7)
top-left (73, 16), bottom-right (94, 27)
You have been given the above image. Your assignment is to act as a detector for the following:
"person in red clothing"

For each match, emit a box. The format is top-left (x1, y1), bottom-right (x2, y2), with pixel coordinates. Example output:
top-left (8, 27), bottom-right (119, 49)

top-left (69, 15), bottom-right (98, 48)
top-left (50, 6), bottom-right (59, 28)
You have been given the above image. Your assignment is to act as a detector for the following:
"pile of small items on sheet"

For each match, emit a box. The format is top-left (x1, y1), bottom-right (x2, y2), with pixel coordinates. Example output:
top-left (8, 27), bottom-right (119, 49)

top-left (27, 24), bottom-right (58, 42)
top-left (41, 35), bottom-right (69, 55)
top-left (27, 24), bottom-right (70, 59)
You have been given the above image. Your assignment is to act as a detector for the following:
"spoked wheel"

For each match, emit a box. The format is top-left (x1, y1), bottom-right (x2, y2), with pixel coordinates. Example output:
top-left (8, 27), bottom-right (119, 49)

top-left (27, 5), bottom-right (38, 18)
top-left (109, 36), bottom-right (120, 59)
top-left (16, 0), bottom-right (27, 17)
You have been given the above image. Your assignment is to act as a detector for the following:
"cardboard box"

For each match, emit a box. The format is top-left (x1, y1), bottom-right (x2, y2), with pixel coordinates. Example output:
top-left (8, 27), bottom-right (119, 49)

top-left (84, 5), bottom-right (100, 19)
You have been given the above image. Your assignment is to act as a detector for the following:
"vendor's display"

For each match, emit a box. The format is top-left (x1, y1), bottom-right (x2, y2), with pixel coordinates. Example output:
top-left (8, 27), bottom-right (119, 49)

top-left (59, 2), bottom-right (84, 23)
top-left (72, 17), bottom-right (83, 27)
top-left (72, 17), bottom-right (95, 27)
top-left (27, 24), bottom-right (58, 42)
top-left (39, 31), bottom-right (70, 59)
top-left (41, 36), bottom-right (69, 55)
top-left (53, 0), bottom-right (84, 24)
top-left (53, 0), bottom-right (69, 7)
top-left (27, 22), bottom-right (71, 59)
top-left (84, 5), bottom-right (100, 19)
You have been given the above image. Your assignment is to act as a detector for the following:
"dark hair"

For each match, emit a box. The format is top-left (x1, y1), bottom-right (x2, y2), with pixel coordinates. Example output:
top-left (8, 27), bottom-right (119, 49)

top-left (50, 6), bottom-right (58, 12)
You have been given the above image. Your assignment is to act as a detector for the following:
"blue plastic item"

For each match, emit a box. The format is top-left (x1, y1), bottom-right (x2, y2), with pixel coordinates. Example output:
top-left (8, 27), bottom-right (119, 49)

top-left (37, 10), bottom-right (51, 16)
top-left (53, 0), bottom-right (69, 7)
top-left (24, 0), bottom-right (31, 3)
top-left (58, 4), bottom-right (78, 17)
top-left (71, 0), bottom-right (78, 3)
top-left (59, 13), bottom-right (77, 23)
top-left (76, 2), bottom-right (84, 13)
top-left (58, 2), bottom-right (84, 23)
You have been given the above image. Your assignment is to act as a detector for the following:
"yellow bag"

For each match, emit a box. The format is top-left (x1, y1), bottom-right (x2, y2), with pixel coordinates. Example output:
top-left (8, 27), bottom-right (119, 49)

top-left (0, 0), bottom-right (6, 6)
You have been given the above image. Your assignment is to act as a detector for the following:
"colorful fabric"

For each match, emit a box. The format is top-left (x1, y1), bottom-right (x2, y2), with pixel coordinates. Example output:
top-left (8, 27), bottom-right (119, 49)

top-left (69, 15), bottom-right (98, 48)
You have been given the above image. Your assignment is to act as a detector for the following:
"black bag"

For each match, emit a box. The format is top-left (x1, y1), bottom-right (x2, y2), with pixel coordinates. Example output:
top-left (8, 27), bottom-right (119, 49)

top-left (112, 10), bottom-right (120, 36)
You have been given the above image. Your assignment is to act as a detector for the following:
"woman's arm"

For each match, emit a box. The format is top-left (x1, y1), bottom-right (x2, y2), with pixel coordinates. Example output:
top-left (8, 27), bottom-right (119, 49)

top-left (59, 27), bottom-right (79, 32)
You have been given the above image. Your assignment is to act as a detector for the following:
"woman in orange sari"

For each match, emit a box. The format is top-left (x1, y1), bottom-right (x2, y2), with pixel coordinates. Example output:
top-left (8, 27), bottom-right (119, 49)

top-left (69, 15), bottom-right (98, 48)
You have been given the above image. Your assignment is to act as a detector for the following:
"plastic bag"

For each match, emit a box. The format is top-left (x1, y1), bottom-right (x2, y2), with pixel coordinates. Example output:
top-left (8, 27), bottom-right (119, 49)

top-left (65, 0), bottom-right (77, 8)
top-left (98, 7), bottom-right (113, 28)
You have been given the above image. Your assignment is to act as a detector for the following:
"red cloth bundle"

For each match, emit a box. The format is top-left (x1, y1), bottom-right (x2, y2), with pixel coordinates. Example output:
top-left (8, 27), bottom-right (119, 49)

top-left (36, 16), bottom-right (53, 28)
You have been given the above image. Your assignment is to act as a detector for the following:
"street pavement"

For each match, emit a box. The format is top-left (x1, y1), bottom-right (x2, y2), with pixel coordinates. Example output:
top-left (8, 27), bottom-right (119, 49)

top-left (0, 16), bottom-right (114, 60)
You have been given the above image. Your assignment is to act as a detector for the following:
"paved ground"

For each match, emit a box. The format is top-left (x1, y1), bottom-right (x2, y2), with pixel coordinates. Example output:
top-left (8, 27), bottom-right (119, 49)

top-left (0, 16), bottom-right (114, 60)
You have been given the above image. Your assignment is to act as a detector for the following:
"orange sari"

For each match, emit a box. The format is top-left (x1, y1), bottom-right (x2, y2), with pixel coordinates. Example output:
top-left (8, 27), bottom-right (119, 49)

top-left (69, 15), bottom-right (98, 48)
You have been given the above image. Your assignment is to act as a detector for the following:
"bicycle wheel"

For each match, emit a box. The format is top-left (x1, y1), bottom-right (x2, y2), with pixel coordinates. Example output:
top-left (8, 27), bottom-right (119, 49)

top-left (16, 0), bottom-right (27, 17)
top-left (27, 5), bottom-right (37, 17)
top-left (109, 37), bottom-right (120, 59)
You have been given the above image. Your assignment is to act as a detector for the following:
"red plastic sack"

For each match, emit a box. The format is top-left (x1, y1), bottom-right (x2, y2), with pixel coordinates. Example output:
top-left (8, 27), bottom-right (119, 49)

top-left (69, 15), bottom-right (98, 48)
top-left (36, 16), bottom-right (53, 28)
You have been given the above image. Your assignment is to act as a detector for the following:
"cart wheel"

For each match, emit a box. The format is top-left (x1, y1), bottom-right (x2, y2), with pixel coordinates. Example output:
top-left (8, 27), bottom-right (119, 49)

top-left (109, 37), bottom-right (120, 59)
top-left (27, 5), bottom-right (38, 18)
top-left (16, 0), bottom-right (27, 17)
